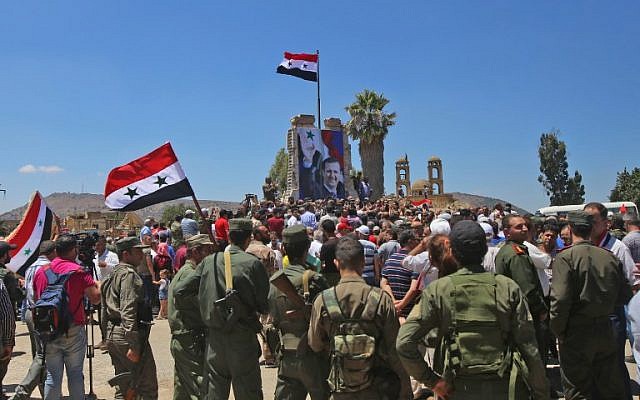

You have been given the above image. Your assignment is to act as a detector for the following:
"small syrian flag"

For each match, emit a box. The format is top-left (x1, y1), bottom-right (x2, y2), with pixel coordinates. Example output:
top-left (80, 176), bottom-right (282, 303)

top-left (6, 191), bottom-right (55, 275)
top-left (276, 52), bottom-right (318, 82)
top-left (104, 142), bottom-right (194, 211)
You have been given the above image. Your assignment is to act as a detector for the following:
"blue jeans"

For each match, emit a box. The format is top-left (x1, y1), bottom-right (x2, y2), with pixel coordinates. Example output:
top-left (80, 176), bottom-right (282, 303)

top-left (44, 324), bottom-right (86, 400)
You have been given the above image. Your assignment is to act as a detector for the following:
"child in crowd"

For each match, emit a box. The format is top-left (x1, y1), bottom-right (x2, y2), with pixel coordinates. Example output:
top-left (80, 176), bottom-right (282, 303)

top-left (153, 269), bottom-right (170, 320)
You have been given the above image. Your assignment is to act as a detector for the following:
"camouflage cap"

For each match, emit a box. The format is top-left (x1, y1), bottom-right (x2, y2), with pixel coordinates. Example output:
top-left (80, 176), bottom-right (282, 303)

top-left (116, 237), bottom-right (149, 253)
top-left (282, 225), bottom-right (309, 245)
top-left (229, 218), bottom-right (253, 232)
top-left (186, 234), bottom-right (214, 249)
top-left (568, 210), bottom-right (593, 227)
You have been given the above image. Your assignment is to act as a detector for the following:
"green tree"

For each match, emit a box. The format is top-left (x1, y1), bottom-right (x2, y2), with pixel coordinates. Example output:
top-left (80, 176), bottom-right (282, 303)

top-left (161, 203), bottom-right (190, 225)
top-left (269, 147), bottom-right (288, 195)
top-left (345, 89), bottom-right (396, 200)
top-left (537, 129), bottom-right (585, 205)
top-left (610, 167), bottom-right (640, 206)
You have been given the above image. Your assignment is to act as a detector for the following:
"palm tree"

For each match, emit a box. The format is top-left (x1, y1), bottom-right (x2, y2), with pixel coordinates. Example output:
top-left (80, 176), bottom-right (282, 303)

top-left (344, 89), bottom-right (396, 200)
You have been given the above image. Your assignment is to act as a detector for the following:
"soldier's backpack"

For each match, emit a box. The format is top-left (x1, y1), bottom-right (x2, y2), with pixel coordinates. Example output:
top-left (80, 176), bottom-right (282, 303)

top-left (322, 286), bottom-right (382, 393)
top-left (442, 272), bottom-right (528, 398)
top-left (32, 265), bottom-right (82, 343)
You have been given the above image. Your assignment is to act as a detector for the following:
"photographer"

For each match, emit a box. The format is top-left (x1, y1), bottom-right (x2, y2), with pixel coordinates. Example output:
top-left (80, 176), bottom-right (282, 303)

top-left (33, 235), bottom-right (101, 400)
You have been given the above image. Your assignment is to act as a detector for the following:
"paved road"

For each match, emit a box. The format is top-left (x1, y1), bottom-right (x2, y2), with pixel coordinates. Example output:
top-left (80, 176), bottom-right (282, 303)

top-left (2, 319), bottom-right (638, 399)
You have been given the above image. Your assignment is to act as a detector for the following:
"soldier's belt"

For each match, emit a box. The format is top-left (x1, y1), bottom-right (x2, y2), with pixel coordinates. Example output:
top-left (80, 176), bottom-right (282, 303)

top-left (172, 329), bottom-right (206, 338)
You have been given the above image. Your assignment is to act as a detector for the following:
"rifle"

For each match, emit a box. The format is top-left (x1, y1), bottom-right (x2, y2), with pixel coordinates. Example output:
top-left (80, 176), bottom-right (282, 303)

top-left (269, 270), bottom-right (311, 319)
top-left (107, 320), bottom-right (152, 400)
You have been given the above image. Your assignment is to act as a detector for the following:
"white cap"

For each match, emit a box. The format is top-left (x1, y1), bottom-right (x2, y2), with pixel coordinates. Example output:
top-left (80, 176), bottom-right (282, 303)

top-left (356, 225), bottom-right (370, 235)
top-left (430, 219), bottom-right (451, 236)
top-left (479, 222), bottom-right (494, 236)
top-left (437, 212), bottom-right (452, 221)
top-left (185, 209), bottom-right (195, 216)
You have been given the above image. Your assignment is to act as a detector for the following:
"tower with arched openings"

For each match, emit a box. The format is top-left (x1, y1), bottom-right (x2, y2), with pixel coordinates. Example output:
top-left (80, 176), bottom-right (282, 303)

top-left (427, 156), bottom-right (444, 195)
top-left (395, 154), bottom-right (411, 197)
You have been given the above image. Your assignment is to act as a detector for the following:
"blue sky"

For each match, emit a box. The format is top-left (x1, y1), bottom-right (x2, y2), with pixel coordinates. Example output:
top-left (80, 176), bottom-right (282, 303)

top-left (1, 1), bottom-right (638, 214)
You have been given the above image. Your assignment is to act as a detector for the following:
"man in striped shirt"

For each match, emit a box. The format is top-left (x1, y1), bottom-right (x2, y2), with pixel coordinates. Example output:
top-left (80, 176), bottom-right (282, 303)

top-left (355, 225), bottom-right (380, 286)
top-left (381, 230), bottom-right (420, 320)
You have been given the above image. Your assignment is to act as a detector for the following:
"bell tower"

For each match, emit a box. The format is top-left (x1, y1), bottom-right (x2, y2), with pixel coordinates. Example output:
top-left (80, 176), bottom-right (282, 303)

top-left (395, 154), bottom-right (411, 197)
top-left (427, 156), bottom-right (443, 195)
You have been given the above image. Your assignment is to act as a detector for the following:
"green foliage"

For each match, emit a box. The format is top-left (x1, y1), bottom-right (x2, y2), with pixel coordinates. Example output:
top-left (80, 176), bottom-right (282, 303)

top-left (610, 167), bottom-right (640, 206)
top-left (344, 89), bottom-right (396, 200)
top-left (269, 147), bottom-right (288, 194)
top-left (161, 203), bottom-right (191, 225)
top-left (345, 89), bottom-right (396, 144)
top-left (537, 129), bottom-right (585, 205)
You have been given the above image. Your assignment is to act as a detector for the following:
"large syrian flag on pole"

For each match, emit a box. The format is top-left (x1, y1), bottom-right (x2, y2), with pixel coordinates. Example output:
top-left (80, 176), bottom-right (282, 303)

top-left (276, 52), bottom-right (318, 82)
top-left (104, 142), bottom-right (194, 211)
top-left (6, 191), bottom-right (55, 275)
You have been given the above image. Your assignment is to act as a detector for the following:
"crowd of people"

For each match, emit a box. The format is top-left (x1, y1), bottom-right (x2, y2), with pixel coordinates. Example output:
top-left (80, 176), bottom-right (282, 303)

top-left (0, 194), bottom-right (639, 400)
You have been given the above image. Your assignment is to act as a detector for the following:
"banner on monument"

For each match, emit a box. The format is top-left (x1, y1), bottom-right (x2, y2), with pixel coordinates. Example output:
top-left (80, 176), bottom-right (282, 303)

top-left (297, 128), bottom-right (345, 200)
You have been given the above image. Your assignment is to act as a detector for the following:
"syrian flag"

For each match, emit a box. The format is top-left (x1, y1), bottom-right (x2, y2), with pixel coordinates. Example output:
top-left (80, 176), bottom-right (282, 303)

top-left (6, 191), bottom-right (55, 275)
top-left (276, 52), bottom-right (318, 82)
top-left (104, 143), bottom-right (194, 211)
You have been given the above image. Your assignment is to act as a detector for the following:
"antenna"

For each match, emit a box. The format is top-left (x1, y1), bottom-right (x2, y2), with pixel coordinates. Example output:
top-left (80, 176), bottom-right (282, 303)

top-left (0, 184), bottom-right (6, 199)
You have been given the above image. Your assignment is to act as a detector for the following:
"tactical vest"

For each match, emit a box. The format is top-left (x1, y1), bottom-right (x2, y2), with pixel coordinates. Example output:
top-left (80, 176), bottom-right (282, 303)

top-left (323, 286), bottom-right (382, 393)
top-left (442, 273), bottom-right (528, 400)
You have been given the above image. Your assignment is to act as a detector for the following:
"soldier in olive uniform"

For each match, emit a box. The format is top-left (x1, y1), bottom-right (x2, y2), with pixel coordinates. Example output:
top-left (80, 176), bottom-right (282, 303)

top-left (269, 225), bottom-right (330, 400)
top-left (177, 219), bottom-right (270, 400)
top-left (308, 236), bottom-right (412, 400)
top-left (495, 214), bottom-right (548, 355)
top-left (101, 237), bottom-right (158, 399)
top-left (396, 221), bottom-right (550, 400)
top-left (168, 234), bottom-right (214, 400)
top-left (550, 211), bottom-right (632, 400)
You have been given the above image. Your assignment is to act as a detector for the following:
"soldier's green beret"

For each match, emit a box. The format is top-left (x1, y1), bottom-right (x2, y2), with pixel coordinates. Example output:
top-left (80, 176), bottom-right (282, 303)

top-left (186, 234), bottom-right (214, 249)
top-left (568, 211), bottom-right (593, 226)
top-left (229, 218), bottom-right (253, 232)
top-left (116, 237), bottom-right (149, 253)
top-left (282, 225), bottom-right (309, 245)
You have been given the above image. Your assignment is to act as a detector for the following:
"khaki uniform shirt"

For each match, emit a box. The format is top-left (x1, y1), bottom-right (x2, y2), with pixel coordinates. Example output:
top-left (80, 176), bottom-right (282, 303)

top-left (308, 275), bottom-right (411, 397)
top-left (396, 265), bottom-right (549, 399)
top-left (168, 260), bottom-right (205, 335)
top-left (550, 241), bottom-right (633, 338)
top-left (101, 262), bottom-right (145, 352)
top-left (495, 240), bottom-right (547, 316)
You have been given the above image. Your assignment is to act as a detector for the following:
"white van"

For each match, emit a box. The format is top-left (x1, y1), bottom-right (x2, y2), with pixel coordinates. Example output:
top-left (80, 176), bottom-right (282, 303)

top-left (536, 201), bottom-right (638, 218)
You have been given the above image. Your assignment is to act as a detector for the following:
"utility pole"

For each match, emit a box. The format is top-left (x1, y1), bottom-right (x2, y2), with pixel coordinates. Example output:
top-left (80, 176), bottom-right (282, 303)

top-left (0, 184), bottom-right (6, 199)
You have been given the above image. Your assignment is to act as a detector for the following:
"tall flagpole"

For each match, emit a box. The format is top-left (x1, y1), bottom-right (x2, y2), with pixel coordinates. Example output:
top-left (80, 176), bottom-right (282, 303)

top-left (316, 49), bottom-right (321, 129)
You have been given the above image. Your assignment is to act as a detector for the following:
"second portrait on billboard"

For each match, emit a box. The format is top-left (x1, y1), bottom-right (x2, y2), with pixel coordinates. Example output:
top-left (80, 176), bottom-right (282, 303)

top-left (297, 127), bottom-right (345, 200)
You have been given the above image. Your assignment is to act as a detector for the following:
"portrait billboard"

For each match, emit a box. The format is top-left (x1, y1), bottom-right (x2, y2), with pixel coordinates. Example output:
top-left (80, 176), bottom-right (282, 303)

top-left (297, 127), bottom-right (345, 200)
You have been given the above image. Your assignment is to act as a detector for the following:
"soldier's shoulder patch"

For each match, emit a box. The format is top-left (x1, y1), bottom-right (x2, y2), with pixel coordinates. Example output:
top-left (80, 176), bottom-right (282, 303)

top-left (512, 244), bottom-right (526, 255)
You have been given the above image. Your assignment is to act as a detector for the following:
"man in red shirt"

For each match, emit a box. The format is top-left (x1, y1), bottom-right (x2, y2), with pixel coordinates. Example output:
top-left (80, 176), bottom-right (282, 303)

top-left (33, 235), bottom-right (100, 399)
top-left (267, 209), bottom-right (285, 239)
top-left (214, 210), bottom-right (230, 250)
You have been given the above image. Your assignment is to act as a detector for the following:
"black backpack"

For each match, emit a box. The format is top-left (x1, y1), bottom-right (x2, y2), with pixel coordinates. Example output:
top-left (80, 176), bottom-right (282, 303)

top-left (33, 265), bottom-right (81, 343)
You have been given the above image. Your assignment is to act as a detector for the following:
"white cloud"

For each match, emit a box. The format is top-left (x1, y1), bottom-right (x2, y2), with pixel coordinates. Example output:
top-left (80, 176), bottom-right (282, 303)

top-left (18, 164), bottom-right (64, 174)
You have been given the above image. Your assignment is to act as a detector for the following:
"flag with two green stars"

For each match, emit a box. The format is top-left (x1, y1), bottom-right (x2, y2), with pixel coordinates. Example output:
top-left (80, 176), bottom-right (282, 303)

top-left (104, 142), bottom-right (194, 211)
top-left (6, 191), bottom-right (56, 275)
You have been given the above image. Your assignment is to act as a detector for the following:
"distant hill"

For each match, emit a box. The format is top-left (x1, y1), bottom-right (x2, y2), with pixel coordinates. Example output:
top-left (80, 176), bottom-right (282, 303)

top-left (1, 191), bottom-right (529, 221)
top-left (0, 192), bottom-right (240, 221)
top-left (448, 192), bottom-right (529, 215)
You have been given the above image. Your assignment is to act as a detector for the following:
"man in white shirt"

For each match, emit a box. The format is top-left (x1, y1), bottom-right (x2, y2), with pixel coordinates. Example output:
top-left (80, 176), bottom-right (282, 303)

top-left (94, 236), bottom-right (119, 281)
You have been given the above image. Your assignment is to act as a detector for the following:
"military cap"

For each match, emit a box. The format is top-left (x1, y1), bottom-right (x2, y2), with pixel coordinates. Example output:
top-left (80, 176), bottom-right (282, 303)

top-left (116, 237), bottom-right (149, 253)
top-left (568, 210), bottom-right (593, 226)
top-left (0, 241), bottom-right (17, 256)
top-left (229, 218), bottom-right (253, 232)
top-left (39, 240), bottom-right (56, 255)
top-left (282, 225), bottom-right (309, 244)
top-left (450, 220), bottom-right (486, 252)
top-left (186, 234), bottom-right (214, 249)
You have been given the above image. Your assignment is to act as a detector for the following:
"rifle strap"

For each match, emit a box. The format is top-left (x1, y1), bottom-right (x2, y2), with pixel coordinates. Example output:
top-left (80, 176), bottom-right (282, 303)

top-left (224, 251), bottom-right (233, 290)
top-left (302, 270), bottom-right (313, 299)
